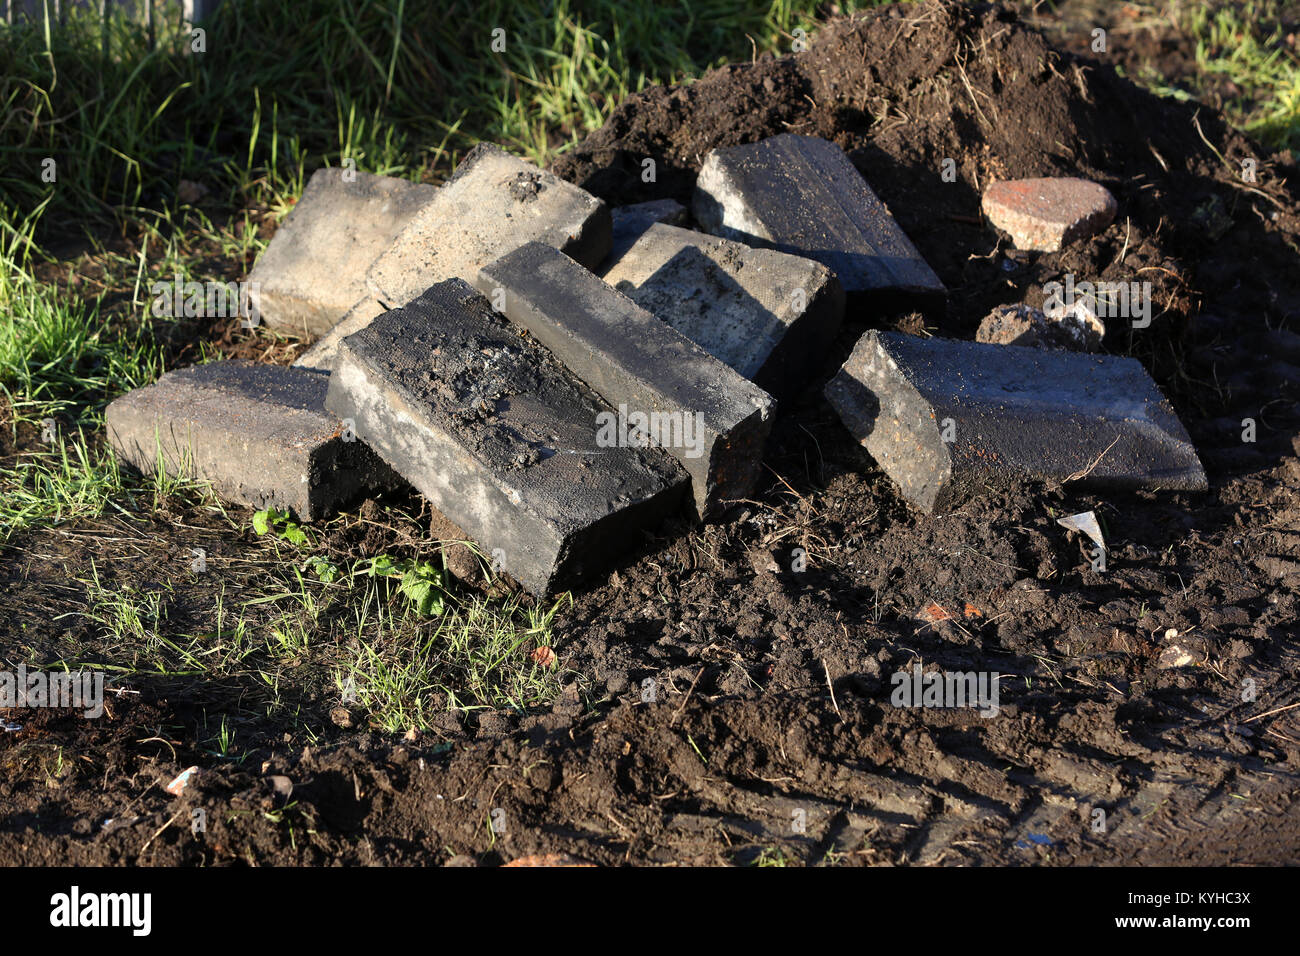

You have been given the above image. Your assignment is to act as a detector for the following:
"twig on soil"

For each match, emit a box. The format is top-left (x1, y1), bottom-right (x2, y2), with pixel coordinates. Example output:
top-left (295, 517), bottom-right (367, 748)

top-left (137, 736), bottom-right (177, 761)
top-left (1064, 437), bottom-right (1119, 483)
top-left (139, 808), bottom-right (185, 857)
top-left (1244, 700), bottom-right (1300, 723)
top-left (822, 659), bottom-right (841, 718)
top-left (954, 52), bottom-right (989, 129)
top-left (671, 666), bottom-right (706, 727)
top-left (1191, 112), bottom-right (1287, 210)
top-left (763, 465), bottom-right (806, 502)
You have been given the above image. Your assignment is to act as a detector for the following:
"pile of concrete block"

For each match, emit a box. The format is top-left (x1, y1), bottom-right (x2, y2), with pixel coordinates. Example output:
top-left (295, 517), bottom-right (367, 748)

top-left (107, 132), bottom-right (1207, 595)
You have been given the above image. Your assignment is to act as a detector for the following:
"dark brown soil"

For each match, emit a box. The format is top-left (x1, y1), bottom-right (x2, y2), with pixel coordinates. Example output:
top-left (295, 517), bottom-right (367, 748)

top-left (3, 0), bottom-right (1299, 866)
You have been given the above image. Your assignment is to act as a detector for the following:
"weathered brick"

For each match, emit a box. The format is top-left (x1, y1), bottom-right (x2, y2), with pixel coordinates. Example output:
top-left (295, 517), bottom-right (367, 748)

top-left (476, 241), bottom-right (775, 520)
top-left (825, 331), bottom-right (1207, 513)
top-left (324, 279), bottom-right (689, 596)
top-left (105, 361), bottom-right (398, 520)
top-left (981, 177), bottom-right (1118, 252)
top-left (602, 222), bottom-right (844, 399)
top-left (693, 133), bottom-right (944, 313)
top-left (366, 144), bottom-right (610, 308)
top-left (248, 168), bottom-right (435, 337)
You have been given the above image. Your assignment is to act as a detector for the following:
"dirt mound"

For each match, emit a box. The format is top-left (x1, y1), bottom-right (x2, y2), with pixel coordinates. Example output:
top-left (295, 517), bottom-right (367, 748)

top-left (4, 1), bottom-right (1299, 866)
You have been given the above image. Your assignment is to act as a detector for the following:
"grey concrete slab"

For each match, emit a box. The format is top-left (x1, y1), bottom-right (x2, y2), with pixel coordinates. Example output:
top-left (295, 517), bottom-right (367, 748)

top-left (693, 133), bottom-right (945, 314)
top-left (247, 168), bottom-right (435, 337)
top-left (366, 144), bottom-right (611, 309)
top-left (476, 241), bottom-right (775, 520)
top-left (602, 222), bottom-right (844, 400)
top-left (105, 361), bottom-right (398, 520)
top-left (824, 331), bottom-right (1207, 513)
top-left (324, 279), bottom-right (689, 596)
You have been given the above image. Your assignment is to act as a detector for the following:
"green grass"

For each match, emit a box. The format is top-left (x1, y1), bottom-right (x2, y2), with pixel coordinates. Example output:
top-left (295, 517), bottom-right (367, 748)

top-left (1185, 1), bottom-right (1300, 153)
top-left (34, 510), bottom-right (570, 736)
top-left (1, 0), bottom-right (878, 235)
top-left (1113, 0), bottom-right (1300, 155)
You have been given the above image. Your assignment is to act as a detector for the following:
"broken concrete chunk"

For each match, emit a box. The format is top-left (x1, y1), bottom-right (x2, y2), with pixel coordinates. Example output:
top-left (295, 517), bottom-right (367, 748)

top-left (692, 133), bottom-right (944, 313)
top-left (366, 144), bottom-right (611, 308)
top-left (976, 302), bottom-right (1103, 352)
top-left (603, 222), bottom-right (844, 400)
top-left (105, 361), bottom-right (398, 520)
top-left (824, 331), bottom-right (1207, 513)
top-left (476, 241), bottom-right (775, 520)
top-left (293, 296), bottom-right (387, 373)
top-left (982, 177), bottom-right (1118, 252)
top-left (248, 168), bottom-right (436, 337)
top-left (324, 278), bottom-right (689, 596)
top-left (605, 198), bottom-right (688, 264)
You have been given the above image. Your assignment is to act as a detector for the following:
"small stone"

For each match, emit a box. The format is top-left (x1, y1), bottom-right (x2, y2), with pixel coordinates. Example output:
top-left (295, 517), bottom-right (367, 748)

top-left (1157, 644), bottom-right (1198, 669)
top-left (981, 177), bottom-right (1118, 252)
top-left (177, 179), bottom-right (208, 204)
top-left (976, 302), bottom-right (1103, 352)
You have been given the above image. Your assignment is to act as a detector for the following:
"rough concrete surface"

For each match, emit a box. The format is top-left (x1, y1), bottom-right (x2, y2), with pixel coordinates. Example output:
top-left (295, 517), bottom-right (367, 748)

top-left (293, 296), bottom-right (387, 373)
top-left (366, 144), bottom-right (611, 309)
top-left (824, 331), bottom-right (1207, 513)
top-left (248, 168), bottom-right (435, 337)
top-left (604, 198), bottom-right (688, 265)
top-left (603, 222), bottom-right (844, 400)
top-left (476, 241), bottom-right (774, 520)
top-left (692, 133), bottom-right (945, 313)
top-left (106, 361), bottom-right (398, 520)
top-left (324, 279), bottom-right (689, 595)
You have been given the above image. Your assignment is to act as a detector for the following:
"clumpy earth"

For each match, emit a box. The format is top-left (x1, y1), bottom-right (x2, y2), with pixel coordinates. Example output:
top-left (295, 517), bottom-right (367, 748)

top-left (3, 0), bottom-right (1299, 865)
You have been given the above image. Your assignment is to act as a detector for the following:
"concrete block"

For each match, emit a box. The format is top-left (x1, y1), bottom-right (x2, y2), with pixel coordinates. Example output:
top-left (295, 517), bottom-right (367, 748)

top-left (248, 168), bottom-right (435, 337)
top-left (105, 361), bottom-right (398, 520)
top-left (366, 144), bottom-right (611, 308)
top-left (324, 279), bottom-right (689, 596)
top-left (602, 222), bottom-right (844, 399)
top-left (476, 242), bottom-right (775, 520)
top-left (693, 133), bottom-right (945, 313)
top-left (824, 331), bottom-right (1207, 513)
